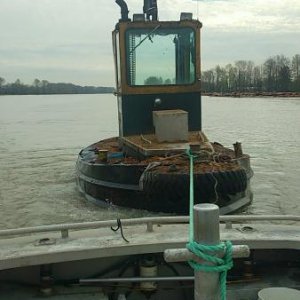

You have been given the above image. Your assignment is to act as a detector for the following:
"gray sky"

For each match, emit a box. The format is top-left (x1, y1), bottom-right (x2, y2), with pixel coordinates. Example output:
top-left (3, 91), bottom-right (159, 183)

top-left (0, 0), bottom-right (299, 86)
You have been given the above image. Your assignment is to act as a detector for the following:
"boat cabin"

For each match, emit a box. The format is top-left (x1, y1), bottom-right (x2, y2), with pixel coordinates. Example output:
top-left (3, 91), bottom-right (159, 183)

top-left (113, 1), bottom-right (202, 148)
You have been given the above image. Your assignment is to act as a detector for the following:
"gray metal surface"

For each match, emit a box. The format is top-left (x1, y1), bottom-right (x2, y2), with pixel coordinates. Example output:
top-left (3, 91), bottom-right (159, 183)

top-left (164, 245), bottom-right (250, 262)
top-left (0, 214), bottom-right (299, 271)
top-left (80, 276), bottom-right (194, 283)
top-left (0, 214), bottom-right (299, 300)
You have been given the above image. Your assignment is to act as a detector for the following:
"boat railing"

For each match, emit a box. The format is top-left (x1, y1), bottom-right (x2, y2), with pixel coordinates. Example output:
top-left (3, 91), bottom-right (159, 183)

top-left (0, 215), bottom-right (299, 239)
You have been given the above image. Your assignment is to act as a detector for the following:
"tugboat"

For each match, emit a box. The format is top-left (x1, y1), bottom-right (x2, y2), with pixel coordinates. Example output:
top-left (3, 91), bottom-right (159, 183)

top-left (76, 0), bottom-right (253, 214)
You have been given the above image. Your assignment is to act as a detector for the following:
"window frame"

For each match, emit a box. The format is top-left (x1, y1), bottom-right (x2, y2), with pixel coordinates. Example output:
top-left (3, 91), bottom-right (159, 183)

top-left (124, 26), bottom-right (197, 87)
top-left (117, 20), bottom-right (202, 95)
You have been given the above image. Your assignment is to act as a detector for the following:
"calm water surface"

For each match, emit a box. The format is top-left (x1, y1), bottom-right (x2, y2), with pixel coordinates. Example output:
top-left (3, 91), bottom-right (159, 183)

top-left (0, 94), bottom-right (299, 229)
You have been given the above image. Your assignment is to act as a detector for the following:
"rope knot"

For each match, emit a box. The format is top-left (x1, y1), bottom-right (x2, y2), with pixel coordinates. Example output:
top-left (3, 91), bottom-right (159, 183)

top-left (186, 240), bottom-right (233, 272)
top-left (186, 240), bottom-right (233, 300)
top-left (185, 148), bottom-right (197, 159)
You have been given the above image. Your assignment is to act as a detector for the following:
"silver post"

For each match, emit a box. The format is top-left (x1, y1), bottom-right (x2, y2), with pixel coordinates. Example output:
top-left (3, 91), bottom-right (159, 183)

top-left (194, 203), bottom-right (220, 300)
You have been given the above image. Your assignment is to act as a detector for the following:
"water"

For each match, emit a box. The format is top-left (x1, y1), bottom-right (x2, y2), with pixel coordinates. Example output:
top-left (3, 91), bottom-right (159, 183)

top-left (0, 94), bottom-right (299, 229)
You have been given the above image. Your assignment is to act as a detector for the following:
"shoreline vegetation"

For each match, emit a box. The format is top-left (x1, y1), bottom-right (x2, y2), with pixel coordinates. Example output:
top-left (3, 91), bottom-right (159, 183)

top-left (1, 54), bottom-right (299, 97)
top-left (0, 78), bottom-right (114, 95)
top-left (202, 54), bottom-right (300, 97)
top-left (203, 91), bottom-right (300, 98)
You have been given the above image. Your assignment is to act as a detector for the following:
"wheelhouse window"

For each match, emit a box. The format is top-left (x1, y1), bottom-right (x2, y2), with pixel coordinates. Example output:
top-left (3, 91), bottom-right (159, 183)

top-left (125, 27), bottom-right (196, 86)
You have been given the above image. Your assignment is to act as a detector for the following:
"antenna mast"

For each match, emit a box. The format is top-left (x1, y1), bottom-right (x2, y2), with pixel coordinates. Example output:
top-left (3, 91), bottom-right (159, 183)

top-left (143, 0), bottom-right (158, 20)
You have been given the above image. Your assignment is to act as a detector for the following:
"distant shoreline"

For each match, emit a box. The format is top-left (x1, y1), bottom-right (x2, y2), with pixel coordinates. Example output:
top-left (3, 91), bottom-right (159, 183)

top-left (2, 91), bottom-right (300, 98)
top-left (0, 78), bottom-right (115, 96)
top-left (0, 92), bottom-right (114, 96)
top-left (203, 92), bottom-right (300, 98)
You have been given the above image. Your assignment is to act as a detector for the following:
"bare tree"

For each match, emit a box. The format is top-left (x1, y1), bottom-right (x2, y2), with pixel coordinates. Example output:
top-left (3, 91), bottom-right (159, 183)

top-left (291, 54), bottom-right (300, 91)
top-left (0, 77), bottom-right (5, 87)
top-left (235, 60), bottom-right (248, 91)
top-left (201, 70), bottom-right (215, 92)
top-left (263, 57), bottom-right (276, 91)
top-left (253, 66), bottom-right (263, 91)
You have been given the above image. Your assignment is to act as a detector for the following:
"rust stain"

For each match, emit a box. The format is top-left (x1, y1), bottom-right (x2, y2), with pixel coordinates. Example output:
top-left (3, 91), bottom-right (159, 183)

top-left (91, 136), bottom-right (241, 174)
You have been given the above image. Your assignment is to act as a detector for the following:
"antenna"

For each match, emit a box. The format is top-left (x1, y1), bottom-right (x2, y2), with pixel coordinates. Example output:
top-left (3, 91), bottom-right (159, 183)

top-left (143, 0), bottom-right (158, 21)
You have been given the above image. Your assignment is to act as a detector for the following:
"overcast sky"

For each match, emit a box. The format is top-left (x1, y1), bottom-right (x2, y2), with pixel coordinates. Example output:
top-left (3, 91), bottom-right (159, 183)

top-left (0, 0), bottom-right (299, 86)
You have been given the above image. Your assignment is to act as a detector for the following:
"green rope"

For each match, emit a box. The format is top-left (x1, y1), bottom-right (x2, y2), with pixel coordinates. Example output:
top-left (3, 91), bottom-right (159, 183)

top-left (185, 149), bottom-right (233, 300)
top-left (187, 148), bottom-right (196, 242)
top-left (186, 240), bottom-right (233, 300)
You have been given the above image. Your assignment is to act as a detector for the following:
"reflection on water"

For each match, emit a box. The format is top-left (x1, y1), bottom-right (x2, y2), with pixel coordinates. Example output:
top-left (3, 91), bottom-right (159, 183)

top-left (0, 94), bottom-right (299, 229)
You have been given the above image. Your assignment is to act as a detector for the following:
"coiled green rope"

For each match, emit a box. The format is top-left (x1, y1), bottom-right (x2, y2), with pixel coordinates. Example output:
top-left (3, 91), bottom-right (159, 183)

top-left (185, 149), bottom-right (233, 300)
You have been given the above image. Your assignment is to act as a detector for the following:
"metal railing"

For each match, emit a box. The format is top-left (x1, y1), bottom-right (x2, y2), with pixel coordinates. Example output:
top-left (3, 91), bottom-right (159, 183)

top-left (0, 215), bottom-right (299, 239)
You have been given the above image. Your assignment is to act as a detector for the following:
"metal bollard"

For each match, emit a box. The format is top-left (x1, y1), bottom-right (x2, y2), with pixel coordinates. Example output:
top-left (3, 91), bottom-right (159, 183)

top-left (194, 203), bottom-right (220, 300)
top-left (164, 203), bottom-right (250, 300)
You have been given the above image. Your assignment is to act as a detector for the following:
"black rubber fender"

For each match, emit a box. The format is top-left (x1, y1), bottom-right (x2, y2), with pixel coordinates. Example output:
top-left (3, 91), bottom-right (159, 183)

top-left (142, 167), bottom-right (248, 205)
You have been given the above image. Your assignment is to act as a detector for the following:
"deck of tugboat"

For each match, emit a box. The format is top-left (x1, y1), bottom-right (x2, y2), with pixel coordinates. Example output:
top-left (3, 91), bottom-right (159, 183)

top-left (0, 215), bottom-right (300, 271)
top-left (87, 132), bottom-right (239, 163)
top-left (120, 131), bottom-right (209, 157)
top-left (82, 135), bottom-right (246, 174)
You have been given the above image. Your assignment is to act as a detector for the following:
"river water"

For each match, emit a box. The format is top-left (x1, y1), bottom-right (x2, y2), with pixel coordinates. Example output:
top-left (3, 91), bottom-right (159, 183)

top-left (0, 94), bottom-right (299, 229)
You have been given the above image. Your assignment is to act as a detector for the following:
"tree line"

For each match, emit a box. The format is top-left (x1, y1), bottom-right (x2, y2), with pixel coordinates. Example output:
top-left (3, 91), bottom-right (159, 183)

top-left (0, 78), bottom-right (114, 95)
top-left (201, 54), bottom-right (300, 93)
top-left (2, 53), bottom-right (299, 95)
